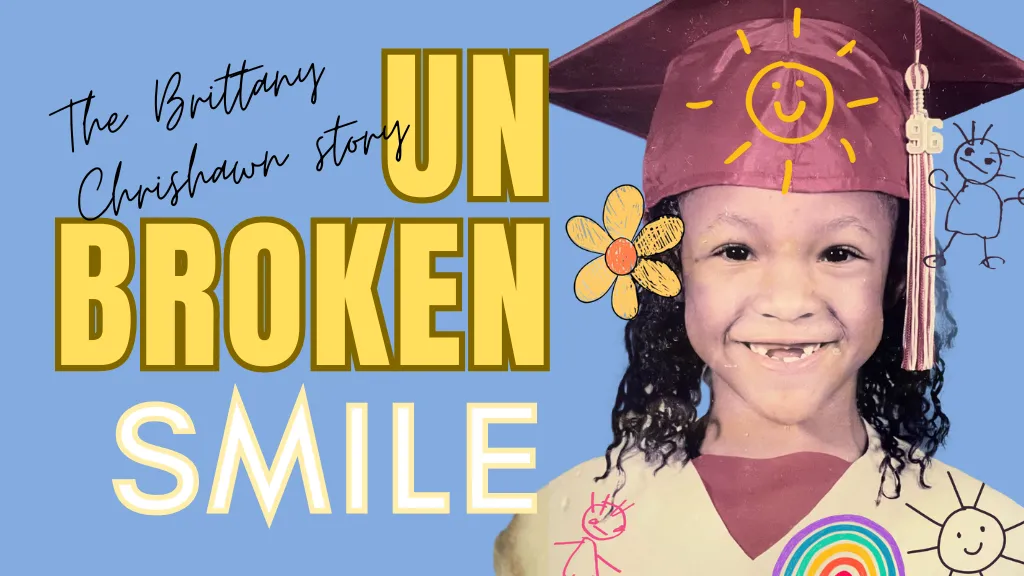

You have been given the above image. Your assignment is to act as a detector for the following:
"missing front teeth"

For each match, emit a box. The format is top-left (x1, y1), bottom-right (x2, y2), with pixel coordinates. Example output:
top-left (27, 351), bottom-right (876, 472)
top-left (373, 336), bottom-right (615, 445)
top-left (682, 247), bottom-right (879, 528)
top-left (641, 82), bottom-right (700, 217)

top-left (746, 343), bottom-right (823, 362)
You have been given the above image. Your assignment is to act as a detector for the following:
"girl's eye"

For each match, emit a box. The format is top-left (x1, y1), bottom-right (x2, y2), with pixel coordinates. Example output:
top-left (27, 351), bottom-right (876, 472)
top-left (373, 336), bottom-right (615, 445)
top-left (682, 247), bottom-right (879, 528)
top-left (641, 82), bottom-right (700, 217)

top-left (715, 245), bottom-right (752, 261)
top-left (821, 246), bottom-right (863, 263)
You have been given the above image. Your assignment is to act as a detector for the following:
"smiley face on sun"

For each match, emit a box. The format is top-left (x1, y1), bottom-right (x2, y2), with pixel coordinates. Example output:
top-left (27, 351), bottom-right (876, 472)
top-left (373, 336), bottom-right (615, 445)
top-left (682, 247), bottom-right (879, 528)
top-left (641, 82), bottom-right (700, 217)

top-left (747, 61), bottom-right (835, 145)
top-left (938, 508), bottom-right (1005, 571)
top-left (906, 471), bottom-right (1024, 574)
top-left (686, 7), bottom-right (880, 194)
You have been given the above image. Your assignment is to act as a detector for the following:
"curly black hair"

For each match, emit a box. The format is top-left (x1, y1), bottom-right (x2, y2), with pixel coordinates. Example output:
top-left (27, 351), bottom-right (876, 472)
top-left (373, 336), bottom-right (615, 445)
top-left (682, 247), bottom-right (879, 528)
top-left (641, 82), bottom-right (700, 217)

top-left (596, 194), bottom-right (958, 502)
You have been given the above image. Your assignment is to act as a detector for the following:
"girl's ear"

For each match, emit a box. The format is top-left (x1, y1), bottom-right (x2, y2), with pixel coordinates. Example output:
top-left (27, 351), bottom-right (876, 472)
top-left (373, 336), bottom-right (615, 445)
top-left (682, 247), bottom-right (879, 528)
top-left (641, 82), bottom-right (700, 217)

top-left (885, 200), bottom-right (910, 310)
top-left (884, 274), bottom-right (907, 310)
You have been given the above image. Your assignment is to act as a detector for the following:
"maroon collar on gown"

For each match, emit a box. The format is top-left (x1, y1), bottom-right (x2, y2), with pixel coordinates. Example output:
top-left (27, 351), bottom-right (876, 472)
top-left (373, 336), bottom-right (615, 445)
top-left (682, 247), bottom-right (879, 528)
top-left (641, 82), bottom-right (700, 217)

top-left (691, 451), bottom-right (852, 560)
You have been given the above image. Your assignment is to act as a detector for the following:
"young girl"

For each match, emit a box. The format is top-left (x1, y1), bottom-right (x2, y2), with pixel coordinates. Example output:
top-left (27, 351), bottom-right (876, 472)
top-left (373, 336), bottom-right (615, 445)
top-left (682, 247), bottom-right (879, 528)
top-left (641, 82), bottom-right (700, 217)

top-left (495, 1), bottom-right (1024, 574)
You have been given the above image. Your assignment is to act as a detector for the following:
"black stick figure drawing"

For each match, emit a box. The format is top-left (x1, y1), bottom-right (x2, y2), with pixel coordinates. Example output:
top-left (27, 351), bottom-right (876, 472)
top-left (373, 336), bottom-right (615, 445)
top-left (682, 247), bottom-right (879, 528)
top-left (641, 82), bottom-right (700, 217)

top-left (925, 121), bottom-right (1024, 269)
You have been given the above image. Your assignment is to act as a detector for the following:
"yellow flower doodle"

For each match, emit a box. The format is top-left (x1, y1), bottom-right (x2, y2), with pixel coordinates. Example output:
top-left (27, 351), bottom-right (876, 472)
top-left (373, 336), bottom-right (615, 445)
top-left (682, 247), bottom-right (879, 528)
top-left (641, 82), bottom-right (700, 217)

top-left (566, 185), bottom-right (684, 320)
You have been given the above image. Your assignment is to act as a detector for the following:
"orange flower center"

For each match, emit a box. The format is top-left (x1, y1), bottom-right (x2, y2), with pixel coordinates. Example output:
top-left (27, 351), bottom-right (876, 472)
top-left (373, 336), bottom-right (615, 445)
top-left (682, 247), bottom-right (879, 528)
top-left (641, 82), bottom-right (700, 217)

top-left (605, 238), bottom-right (638, 275)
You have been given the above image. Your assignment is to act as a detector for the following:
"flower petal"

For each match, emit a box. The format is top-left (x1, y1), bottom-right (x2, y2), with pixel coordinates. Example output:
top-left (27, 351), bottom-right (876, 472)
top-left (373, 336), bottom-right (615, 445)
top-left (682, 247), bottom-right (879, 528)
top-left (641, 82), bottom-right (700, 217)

top-left (566, 216), bottom-right (612, 254)
top-left (574, 256), bottom-right (616, 303)
top-left (632, 259), bottom-right (681, 297)
top-left (635, 216), bottom-right (684, 257)
top-left (603, 185), bottom-right (644, 240)
top-left (611, 275), bottom-right (639, 320)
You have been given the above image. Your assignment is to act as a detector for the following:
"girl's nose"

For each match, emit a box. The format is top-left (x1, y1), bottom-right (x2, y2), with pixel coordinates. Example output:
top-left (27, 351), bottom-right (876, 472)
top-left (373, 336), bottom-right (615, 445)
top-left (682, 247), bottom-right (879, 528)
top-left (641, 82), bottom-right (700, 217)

top-left (750, 262), bottom-right (821, 322)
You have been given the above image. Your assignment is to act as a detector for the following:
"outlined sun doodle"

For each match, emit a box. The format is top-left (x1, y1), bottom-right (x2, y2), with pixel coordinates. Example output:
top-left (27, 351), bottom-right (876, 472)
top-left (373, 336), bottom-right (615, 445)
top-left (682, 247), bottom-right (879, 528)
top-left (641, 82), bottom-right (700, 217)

top-left (906, 471), bottom-right (1024, 575)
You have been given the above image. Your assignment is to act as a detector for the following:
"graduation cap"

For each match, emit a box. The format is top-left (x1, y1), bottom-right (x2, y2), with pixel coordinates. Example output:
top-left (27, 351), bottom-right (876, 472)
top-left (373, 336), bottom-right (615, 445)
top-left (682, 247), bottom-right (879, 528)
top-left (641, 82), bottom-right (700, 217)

top-left (551, 0), bottom-right (1024, 371)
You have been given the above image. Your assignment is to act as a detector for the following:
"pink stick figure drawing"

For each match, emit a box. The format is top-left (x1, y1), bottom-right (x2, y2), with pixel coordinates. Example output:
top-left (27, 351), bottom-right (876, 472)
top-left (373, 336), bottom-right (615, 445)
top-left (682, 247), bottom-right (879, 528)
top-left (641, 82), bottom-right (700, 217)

top-left (553, 492), bottom-right (634, 576)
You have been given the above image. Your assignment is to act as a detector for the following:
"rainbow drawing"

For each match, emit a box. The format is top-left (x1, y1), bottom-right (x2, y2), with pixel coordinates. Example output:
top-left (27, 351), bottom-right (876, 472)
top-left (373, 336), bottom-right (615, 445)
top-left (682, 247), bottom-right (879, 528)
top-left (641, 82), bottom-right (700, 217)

top-left (773, 515), bottom-right (906, 576)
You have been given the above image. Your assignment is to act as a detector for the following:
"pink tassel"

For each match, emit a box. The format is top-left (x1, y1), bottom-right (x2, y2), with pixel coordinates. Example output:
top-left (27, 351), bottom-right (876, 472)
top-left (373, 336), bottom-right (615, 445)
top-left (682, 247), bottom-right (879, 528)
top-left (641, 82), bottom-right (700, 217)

top-left (900, 0), bottom-right (941, 372)
top-left (902, 56), bottom-right (941, 371)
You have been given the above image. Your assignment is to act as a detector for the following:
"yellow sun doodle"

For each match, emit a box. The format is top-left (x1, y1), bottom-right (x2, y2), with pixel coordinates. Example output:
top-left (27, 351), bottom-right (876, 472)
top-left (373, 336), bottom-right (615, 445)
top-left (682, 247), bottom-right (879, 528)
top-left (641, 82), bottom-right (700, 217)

top-left (566, 185), bottom-right (683, 320)
top-left (685, 7), bottom-right (879, 194)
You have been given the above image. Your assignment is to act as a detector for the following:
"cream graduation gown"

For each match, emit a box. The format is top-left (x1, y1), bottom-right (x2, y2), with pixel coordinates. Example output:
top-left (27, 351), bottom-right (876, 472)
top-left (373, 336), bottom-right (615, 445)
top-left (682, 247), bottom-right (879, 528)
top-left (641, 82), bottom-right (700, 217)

top-left (494, 426), bottom-right (1024, 575)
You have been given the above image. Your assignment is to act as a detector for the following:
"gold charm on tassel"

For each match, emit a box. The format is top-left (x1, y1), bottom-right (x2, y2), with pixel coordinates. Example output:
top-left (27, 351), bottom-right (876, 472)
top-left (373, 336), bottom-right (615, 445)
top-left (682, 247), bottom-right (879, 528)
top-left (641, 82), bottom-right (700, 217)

top-left (905, 64), bottom-right (943, 156)
top-left (905, 114), bottom-right (944, 155)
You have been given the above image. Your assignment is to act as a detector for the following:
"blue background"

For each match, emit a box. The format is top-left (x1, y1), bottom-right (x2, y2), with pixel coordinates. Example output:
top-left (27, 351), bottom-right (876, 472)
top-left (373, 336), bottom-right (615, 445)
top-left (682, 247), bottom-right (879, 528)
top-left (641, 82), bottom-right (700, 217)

top-left (3, 0), bottom-right (1023, 573)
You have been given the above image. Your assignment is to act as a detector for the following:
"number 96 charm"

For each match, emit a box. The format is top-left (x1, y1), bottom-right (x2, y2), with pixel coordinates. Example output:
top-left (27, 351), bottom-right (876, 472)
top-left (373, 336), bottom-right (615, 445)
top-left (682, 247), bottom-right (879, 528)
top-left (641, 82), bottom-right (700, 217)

top-left (906, 113), bottom-right (944, 155)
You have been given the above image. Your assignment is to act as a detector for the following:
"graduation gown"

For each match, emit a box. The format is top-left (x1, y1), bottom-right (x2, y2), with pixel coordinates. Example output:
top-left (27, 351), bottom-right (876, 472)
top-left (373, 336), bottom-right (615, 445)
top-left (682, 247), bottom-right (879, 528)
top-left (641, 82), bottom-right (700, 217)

top-left (494, 425), bottom-right (1024, 575)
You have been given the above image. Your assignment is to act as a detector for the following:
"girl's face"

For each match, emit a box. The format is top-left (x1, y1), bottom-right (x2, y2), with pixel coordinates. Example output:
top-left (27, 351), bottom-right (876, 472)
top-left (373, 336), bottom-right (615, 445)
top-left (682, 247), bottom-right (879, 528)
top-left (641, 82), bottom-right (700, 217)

top-left (680, 186), bottom-right (896, 425)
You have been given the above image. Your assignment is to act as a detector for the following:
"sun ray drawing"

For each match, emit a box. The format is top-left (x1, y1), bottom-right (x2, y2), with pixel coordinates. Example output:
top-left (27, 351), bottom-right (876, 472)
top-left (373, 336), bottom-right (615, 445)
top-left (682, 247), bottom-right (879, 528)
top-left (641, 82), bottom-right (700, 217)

top-left (848, 97), bottom-right (880, 108)
top-left (841, 138), bottom-right (857, 163)
top-left (725, 141), bottom-right (753, 164)
top-left (737, 29), bottom-right (751, 54)
top-left (905, 471), bottom-right (1024, 574)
